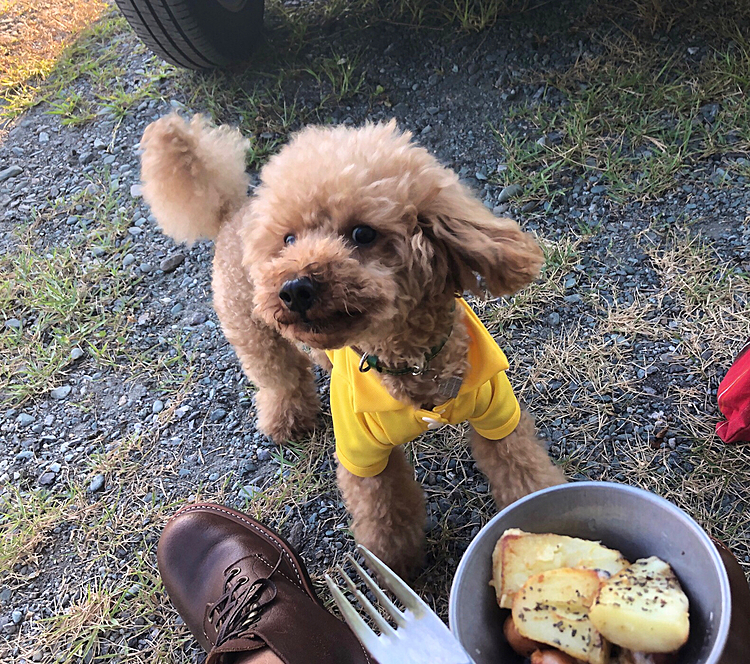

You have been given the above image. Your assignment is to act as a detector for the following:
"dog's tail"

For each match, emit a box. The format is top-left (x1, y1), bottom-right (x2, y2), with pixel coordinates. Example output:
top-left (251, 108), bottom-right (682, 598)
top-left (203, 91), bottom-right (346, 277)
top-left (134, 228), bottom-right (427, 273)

top-left (139, 113), bottom-right (249, 244)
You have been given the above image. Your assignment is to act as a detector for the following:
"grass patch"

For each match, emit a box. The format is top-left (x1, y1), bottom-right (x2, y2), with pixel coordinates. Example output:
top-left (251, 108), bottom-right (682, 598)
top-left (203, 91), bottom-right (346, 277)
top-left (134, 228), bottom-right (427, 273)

top-left (6, 429), bottom-right (202, 664)
top-left (1, 8), bottom-right (173, 127)
top-left (237, 429), bottom-right (338, 529)
top-left (177, 45), bottom-right (370, 169)
top-left (492, 5), bottom-right (750, 203)
top-left (0, 170), bottom-right (202, 404)
top-left (0, 485), bottom-right (78, 573)
top-left (0, 0), bottom-right (107, 123)
top-left (0, 177), bottom-right (143, 402)
top-left (645, 228), bottom-right (748, 310)
top-left (268, 0), bottom-right (534, 34)
top-left (478, 235), bottom-right (582, 328)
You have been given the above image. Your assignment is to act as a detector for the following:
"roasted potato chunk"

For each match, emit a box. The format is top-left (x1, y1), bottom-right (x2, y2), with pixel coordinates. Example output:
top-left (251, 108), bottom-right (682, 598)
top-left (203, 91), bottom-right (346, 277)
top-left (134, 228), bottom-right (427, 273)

top-left (589, 556), bottom-right (689, 654)
top-left (491, 529), bottom-right (629, 609)
top-left (512, 567), bottom-right (610, 664)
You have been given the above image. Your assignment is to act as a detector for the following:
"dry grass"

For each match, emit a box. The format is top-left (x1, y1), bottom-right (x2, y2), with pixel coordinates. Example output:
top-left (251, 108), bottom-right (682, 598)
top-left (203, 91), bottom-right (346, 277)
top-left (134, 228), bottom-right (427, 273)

top-left (3, 427), bottom-right (202, 664)
top-left (483, 225), bottom-right (750, 565)
top-left (0, 0), bottom-right (106, 121)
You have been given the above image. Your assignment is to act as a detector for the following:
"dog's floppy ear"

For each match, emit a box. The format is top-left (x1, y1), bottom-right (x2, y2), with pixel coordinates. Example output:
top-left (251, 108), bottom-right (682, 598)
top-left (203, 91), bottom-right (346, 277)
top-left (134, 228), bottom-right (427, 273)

top-left (417, 177), bottom-right (544, 297)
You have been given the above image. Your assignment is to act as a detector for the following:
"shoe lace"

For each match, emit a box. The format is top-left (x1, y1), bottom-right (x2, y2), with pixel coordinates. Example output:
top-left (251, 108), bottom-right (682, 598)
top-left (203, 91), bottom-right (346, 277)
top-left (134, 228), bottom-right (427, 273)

top-left (206, 554), bottom-right (282, 646)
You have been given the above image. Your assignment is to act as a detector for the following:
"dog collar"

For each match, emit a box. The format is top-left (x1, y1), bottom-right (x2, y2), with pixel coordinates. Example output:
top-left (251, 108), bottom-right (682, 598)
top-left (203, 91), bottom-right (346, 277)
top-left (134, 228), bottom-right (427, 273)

top-left (353, 303), bottom-right (456, 377)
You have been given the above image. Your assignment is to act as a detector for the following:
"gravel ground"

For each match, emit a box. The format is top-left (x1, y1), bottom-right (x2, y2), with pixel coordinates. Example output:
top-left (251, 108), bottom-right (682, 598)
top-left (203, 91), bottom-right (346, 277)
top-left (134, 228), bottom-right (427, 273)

top-left (1, 1), bottom-right (749, 662)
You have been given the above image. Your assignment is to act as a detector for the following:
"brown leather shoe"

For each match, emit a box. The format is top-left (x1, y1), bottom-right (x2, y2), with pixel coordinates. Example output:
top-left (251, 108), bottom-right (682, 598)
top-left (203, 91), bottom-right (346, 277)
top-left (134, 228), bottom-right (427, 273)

top-left (157, 503), bottom-right (373, 664)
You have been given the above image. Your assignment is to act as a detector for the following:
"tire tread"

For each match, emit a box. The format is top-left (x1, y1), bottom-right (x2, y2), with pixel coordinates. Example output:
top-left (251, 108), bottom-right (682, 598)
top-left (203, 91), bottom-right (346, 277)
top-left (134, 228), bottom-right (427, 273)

top-left (115, 0), bottom-right (229, 69)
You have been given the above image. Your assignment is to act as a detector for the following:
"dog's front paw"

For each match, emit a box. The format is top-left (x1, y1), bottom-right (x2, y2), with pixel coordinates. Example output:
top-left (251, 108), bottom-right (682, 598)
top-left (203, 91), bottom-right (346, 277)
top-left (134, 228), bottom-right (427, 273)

top-left (255, 387), bottom-right (319, 444)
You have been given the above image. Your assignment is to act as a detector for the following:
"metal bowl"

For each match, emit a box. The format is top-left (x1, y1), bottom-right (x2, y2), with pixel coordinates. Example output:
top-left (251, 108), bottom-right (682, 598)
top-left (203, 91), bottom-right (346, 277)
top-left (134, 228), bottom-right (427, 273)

top-left (449, 482), bottom-right (731, 664)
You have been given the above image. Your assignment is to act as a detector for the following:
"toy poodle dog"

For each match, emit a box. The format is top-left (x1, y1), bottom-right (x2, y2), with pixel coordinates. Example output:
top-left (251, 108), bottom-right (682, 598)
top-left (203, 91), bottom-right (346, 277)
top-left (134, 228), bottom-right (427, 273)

top-left (139, 114), bottom-right (565, 577)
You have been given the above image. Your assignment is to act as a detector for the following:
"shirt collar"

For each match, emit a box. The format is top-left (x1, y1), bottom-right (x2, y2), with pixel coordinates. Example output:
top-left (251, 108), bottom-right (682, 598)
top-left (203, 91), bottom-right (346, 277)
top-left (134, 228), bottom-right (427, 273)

top-left (340, 299), bottom-right (510, 414)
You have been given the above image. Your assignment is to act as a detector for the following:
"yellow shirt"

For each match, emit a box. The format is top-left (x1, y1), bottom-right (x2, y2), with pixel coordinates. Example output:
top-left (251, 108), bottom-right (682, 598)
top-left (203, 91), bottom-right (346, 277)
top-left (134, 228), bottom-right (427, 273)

top-left (326, 299), bottom-right (521, 477)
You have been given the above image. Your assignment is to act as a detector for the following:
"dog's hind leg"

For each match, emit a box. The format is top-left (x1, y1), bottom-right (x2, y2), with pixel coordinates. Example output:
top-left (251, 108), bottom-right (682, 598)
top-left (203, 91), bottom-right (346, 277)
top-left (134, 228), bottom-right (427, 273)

top-left (469, 409), bottom-right (565, 510)
top-left (336, 448), bottom-right (425, 580)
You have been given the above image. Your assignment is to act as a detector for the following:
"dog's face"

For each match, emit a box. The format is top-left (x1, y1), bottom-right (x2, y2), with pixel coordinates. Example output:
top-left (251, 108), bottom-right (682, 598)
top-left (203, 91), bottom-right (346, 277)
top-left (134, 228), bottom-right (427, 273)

top-left (243, 121), bottom-right (544, 350)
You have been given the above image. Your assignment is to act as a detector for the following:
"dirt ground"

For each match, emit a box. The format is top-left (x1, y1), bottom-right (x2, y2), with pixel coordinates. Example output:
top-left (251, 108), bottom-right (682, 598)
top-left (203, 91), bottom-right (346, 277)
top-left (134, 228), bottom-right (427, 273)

top-left (0, 0), bottom-right (749, 662)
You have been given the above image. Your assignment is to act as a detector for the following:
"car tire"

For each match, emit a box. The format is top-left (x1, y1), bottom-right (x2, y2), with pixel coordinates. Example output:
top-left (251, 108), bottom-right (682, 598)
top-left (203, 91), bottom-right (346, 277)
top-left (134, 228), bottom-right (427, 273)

top-left (114, 0), bottom-right (265, 70)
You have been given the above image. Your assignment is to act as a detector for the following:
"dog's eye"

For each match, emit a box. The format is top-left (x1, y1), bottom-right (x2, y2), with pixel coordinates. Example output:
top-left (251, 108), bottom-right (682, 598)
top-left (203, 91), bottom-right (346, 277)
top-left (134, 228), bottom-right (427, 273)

top-left (284, 234), bottom-right (296, 245)
top-left (351, 225), bottom-right (377, 246)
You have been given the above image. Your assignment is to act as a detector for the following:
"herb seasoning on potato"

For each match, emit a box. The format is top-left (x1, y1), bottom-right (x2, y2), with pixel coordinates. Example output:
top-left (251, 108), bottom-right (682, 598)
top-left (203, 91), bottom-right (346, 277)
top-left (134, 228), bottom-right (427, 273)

top-left (492, 529), bottom-right (690, 664)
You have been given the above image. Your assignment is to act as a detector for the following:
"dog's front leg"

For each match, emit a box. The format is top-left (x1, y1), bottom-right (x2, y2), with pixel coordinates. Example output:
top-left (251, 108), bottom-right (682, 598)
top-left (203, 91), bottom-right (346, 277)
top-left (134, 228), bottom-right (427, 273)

top-left (470, 409), bottom-right (566, 510)
top-left (336, 448), bottom-right (425, 580)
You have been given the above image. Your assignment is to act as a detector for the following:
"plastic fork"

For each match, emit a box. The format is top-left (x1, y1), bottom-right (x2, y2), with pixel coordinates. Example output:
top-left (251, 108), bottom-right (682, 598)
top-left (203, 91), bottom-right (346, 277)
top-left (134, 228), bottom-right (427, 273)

top-left (325, 545), bottom-right (476, 664)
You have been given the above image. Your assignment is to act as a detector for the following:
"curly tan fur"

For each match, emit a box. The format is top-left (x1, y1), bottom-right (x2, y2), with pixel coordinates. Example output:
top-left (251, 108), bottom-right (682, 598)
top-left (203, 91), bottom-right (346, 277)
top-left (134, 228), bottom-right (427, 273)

top-left (139, 115), bottom-right (565, 575)
top-left (470, 410), bottom-right (566, 508)
top-left (140, 114), bottom-right (250, 244)
top-left (337, 448), bottom-right (426, 579)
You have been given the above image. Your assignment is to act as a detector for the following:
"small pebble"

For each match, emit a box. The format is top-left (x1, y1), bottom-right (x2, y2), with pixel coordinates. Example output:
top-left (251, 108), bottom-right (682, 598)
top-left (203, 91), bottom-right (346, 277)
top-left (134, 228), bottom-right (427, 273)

top-left (189, 311), bottom-right (208, 326)
top-left (160, 253), bottom-right (185, 273)
top-left (0, 165), bottom-right (23, 182)
top-left (50, 385), bottom-right (72, 400)
top-left (209, 408), bottom-right (226, 422)
top-left (88, 474), bottom-right (105, 493)
top-left (17, 413), bottom-right (35, 427)
top-left (239, 485), bottom-right (262, 499)
top-left (498, 183), bottom-right (523, 203)
top-left (38, 472), bottom-right (56, 486)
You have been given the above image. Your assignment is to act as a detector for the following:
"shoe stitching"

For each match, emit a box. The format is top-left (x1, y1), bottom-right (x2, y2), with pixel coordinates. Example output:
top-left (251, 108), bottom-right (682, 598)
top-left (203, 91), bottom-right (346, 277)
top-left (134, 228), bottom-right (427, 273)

top-left (169, 505), bottom-right (304, 587)
top-left (252, 553), bottom-right (306, 590)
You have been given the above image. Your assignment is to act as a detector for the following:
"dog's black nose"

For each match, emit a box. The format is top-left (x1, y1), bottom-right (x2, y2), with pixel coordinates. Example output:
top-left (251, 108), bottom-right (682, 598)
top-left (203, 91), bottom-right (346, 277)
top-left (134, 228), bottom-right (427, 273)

top-left (279, 277), bottom-right (316, 313)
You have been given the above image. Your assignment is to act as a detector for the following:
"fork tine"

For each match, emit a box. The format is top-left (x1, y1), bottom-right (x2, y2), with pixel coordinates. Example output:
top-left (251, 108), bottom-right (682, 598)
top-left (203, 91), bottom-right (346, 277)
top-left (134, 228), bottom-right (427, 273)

top-left (337, 562), bottom-right (398, 636)
top-left (357, 545), bottom-right (431, 616)
top-left (324, 574), bottom-right (383, 655)
top-left (345, 553), bottom-right (406, 627)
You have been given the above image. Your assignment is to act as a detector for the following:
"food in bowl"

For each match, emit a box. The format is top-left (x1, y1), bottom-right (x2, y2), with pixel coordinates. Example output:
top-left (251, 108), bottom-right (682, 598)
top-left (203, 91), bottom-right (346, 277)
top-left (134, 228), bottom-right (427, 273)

top-left (491, 529), bottom-right (690, 664)
top-left (491, 529), bottom-right (630, 609)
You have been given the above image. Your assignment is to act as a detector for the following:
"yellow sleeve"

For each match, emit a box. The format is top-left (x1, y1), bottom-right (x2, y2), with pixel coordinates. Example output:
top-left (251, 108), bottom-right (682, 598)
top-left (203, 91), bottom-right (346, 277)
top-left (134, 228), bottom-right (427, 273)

top-left (468, 371), bottom-right (521, 440)
top-left (329, 375), bottom-right (393, 477)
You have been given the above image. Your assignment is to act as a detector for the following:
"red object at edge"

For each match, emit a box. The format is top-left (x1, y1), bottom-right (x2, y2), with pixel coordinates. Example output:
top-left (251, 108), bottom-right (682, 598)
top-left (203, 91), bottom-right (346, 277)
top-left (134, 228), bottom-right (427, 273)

top-left (716, 338), bottom-right (750, 444)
